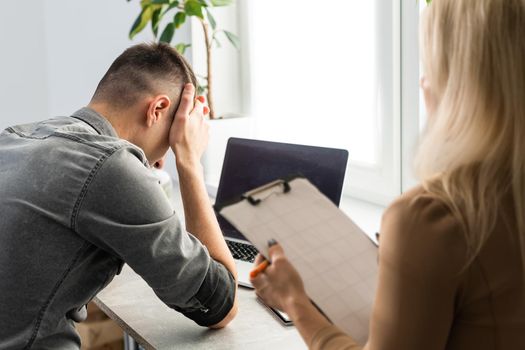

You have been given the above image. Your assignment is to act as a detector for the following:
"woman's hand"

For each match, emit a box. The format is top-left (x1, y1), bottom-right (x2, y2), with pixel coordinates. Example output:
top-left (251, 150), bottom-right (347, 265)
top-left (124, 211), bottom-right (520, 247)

top-left (250, 243), bottom-right (310, 313)
top-left (252, 243), bottom-right (334, 347)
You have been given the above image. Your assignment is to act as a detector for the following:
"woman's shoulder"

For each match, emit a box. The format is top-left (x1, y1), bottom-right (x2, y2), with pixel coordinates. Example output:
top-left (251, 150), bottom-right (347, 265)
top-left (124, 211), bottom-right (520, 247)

top-left (383, 186), bottom-right (453, 221)
top-left (383, 185), bottom-right (460, 235)
top-left (380, 185), bottom-right (468, 275)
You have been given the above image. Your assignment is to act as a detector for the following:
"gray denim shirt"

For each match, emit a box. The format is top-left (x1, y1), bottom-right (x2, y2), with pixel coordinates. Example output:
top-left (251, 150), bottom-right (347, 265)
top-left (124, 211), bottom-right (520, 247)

top-left (0, 107), bottom-right (235, 350)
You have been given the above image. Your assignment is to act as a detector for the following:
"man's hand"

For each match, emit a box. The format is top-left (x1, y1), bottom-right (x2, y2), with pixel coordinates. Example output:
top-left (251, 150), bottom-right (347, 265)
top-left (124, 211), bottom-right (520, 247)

top-left (169, 83), bottom-right (210, 169)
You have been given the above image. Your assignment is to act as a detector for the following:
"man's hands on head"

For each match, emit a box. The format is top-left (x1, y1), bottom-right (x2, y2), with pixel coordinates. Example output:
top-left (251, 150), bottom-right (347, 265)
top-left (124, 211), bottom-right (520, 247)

top-left (169, 83), bottom-right (210, 171)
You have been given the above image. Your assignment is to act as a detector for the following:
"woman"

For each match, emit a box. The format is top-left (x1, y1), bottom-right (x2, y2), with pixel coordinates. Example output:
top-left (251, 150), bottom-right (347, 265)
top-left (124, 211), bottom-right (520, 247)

top-left (250, 0), bottom-right (525, 349)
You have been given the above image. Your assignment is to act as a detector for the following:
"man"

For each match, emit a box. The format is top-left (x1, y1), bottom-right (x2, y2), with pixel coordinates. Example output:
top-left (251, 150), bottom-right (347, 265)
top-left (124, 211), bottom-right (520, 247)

top-left (0, 43), bottom-right (238, 349)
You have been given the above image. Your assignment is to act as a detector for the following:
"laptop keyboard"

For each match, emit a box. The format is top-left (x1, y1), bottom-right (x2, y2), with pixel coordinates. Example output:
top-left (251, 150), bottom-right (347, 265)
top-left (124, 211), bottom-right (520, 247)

top-left (227, 240), bottom-right (259, 263)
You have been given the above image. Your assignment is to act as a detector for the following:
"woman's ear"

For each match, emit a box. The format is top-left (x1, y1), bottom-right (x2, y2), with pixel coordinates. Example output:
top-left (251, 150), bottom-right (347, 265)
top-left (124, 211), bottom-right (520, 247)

top-left (420, 76), bottom-right (437, 117)
top-left (146, 95), bottom-right (171, 127)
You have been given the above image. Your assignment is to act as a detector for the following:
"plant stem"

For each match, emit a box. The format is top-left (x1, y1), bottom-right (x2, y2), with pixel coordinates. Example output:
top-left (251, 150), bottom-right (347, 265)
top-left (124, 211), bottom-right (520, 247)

top-left (200, 19), bottom-right (215, 119)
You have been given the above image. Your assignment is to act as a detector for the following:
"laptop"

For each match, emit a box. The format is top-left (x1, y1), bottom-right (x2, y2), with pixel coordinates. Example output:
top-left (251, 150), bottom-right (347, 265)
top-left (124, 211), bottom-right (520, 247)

top-left (215, 137), bottom-right (349, 288)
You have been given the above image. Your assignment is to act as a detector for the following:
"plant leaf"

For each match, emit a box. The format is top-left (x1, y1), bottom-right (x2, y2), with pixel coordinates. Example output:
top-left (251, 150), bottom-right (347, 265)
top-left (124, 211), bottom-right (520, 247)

top-left (174, 12), bottom-right (187, 28)
top-left (197, 84), bottom-right (207, 95)
top-left (205, 8), bottom-right (216, 29)
top-left (212, 36), bottom-right (222, 48)
top-left (151, 0), bottom-right (170, 3)
top-left (223, 30), bottom-right (240, 49)
top-left (151, 8), bottom-right (163, 37)
top-left (129, 10), bottom-right (145, 39)
top-left (129, 6), bottom-right (154, 39)
top-left (161, 0), bottom-right (180, 16)
top-left (212, 32), bottom-right (222, 47)
top-left (184, 0), bottom-right (204, 19)
top-left (159, 22), bottom-right (175, 43)
top-left (174, 43), bottom-right (191, 54)
top-left (210, 0), bottom-right (233, 6)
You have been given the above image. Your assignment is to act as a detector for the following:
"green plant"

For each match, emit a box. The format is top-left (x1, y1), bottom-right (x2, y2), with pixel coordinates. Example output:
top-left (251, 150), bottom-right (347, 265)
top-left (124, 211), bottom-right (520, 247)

top-left (127, 0), bottom-right (240, 119)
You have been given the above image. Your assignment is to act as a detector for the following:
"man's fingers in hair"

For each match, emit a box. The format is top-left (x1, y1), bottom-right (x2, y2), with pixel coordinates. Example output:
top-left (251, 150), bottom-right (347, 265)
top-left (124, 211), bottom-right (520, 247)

top-left (195, 95), bottom-right (209, 115)
top-left (176, 83), bottom-right (195, 118)
top-left (192, 99), bottom-right (206, 117)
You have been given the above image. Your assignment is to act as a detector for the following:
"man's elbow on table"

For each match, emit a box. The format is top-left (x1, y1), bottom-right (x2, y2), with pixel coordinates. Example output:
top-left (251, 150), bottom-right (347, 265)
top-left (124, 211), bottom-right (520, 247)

top-left (209, 298), bottom-right (239, 329)
top-left (182, 262), bottom-right (238, 329)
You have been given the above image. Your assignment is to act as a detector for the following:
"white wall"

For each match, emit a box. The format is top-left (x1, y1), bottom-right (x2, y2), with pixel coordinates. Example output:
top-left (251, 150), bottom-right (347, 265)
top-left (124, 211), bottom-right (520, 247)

top-left (0, 1), bottom-right (49, 129)
top-left (0, 0), bottom-right (192, 177)
top-left (0, 1), bottom-right (189, 126)
top-left (43, 0), bottom-right (192, 117)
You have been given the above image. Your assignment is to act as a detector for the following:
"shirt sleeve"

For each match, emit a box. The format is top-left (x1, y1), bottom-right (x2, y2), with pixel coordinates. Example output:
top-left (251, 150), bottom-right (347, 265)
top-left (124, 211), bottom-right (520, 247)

top-left (366, 189), bottom-right (467, 350)
top-left (73, 147), bottom-right (235, 327)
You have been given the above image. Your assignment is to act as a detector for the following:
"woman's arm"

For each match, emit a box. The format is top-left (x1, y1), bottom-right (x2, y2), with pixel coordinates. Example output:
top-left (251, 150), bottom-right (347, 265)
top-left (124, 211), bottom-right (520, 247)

top-left (251, 190), bottom-right (467, 350)
top-left (250, 244), bottom-right (337, 347)
top-left (365, 193), bottom-right (466, 350)
top-left (251, 244), bottom-right (363, 349)
top-left (289, 300), bottom-right (363, 350)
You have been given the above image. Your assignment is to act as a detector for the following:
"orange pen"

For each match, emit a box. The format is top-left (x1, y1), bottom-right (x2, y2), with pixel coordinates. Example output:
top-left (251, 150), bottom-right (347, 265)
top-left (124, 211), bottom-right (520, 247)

top-left (250, 260), bottom-right (270, 278)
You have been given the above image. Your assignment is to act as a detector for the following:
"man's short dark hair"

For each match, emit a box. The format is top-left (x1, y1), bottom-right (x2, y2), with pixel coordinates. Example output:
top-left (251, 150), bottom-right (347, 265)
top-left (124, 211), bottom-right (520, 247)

top-left (92, 42), bottom-right (197, 110)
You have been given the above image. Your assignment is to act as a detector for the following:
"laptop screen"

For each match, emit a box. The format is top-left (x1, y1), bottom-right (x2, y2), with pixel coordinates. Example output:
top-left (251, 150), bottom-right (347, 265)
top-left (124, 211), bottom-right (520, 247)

top-left (215, 138), bottom-right (349, 240)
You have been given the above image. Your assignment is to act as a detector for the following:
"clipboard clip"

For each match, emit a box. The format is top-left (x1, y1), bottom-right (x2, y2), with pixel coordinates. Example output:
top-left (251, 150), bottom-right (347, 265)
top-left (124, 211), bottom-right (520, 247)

top-left (241, 179), bottom-right (291, 206)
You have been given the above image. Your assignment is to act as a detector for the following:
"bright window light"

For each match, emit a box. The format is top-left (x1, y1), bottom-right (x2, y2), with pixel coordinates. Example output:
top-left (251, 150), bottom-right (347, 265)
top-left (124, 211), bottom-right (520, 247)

top-left (249, 0), bottom-right (381, 167)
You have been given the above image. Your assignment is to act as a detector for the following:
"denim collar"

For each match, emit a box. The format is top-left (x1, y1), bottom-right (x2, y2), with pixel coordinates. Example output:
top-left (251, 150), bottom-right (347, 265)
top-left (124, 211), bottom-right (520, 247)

top-left (71, 107), bottom-right (119, 138)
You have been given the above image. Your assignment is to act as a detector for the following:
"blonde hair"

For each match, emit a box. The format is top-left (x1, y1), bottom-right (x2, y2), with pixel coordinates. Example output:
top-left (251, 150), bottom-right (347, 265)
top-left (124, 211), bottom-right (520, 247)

top-left (416, 0), bottom-right (525, 266)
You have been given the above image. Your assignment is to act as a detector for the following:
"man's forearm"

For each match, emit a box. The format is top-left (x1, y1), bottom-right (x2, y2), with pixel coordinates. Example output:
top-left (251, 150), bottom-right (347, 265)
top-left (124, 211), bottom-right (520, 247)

top-left (176, 160), bottom-right (237, 279)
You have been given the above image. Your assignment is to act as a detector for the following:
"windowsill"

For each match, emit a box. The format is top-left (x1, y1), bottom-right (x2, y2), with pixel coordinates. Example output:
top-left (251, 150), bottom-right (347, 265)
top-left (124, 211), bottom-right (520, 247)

top-left (339, 195), bottom-right (384, 243)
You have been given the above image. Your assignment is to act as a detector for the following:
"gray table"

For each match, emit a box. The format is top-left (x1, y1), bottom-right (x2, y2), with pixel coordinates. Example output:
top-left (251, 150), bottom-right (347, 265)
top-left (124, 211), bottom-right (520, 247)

top-left (93, 179), bottom-right (307, 350)
top-left (94, 265), bottom-right (306, 350)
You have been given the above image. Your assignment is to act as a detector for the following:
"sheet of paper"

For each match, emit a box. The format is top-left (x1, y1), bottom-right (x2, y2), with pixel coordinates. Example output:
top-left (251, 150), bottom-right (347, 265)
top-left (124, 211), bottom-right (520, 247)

top-left (220, 178), bottom-right (378, 344)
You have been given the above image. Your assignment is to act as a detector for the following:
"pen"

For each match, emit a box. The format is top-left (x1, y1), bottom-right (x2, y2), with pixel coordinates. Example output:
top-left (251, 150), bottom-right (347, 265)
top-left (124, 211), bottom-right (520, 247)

top-left (250, 260), bottom-right (269, 278)
top-left (249, 239), bottom-right (277, 278)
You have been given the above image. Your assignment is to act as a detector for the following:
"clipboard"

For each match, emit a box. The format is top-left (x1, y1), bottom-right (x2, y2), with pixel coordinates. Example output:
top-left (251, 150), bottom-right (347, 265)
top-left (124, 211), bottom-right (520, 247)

top-left (218, 176), bottom-right (378, 343)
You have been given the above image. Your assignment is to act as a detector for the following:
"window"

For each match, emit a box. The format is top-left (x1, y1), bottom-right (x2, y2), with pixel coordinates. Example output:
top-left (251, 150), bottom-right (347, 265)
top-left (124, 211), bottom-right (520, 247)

top-left (201, 0), bottom-right (423, 206)
top-left (239, 0), bottom-right (417, 206)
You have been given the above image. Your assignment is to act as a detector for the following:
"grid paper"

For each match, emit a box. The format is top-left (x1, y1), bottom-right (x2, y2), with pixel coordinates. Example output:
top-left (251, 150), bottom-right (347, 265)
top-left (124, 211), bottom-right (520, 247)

top-left (220, 178), bottom-right (378, 344)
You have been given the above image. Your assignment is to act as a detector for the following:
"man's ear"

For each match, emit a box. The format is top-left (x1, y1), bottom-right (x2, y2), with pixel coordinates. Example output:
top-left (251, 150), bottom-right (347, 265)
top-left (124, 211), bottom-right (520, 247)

top-left (145, 95), bottom-right (171, 127)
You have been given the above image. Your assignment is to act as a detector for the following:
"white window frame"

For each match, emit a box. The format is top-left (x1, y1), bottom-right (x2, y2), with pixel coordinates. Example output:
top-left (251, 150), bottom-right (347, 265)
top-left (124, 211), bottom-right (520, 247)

top-left (401, 0), bottom-right (423, 193)
top-left (345, 0), bottom-right (402, 206)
